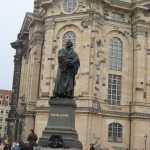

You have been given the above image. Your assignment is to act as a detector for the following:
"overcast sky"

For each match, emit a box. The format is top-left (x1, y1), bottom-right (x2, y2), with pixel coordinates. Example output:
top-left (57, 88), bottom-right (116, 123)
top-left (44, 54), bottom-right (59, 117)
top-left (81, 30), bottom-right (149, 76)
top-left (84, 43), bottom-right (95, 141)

top-left (0, 0), bottom-right (33, 90)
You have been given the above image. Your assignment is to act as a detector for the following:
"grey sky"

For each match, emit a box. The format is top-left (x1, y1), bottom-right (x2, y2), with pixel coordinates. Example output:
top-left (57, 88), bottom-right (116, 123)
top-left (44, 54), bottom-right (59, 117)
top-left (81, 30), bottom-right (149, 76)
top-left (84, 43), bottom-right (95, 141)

top-left (0, 0), bottom-right (33, 90)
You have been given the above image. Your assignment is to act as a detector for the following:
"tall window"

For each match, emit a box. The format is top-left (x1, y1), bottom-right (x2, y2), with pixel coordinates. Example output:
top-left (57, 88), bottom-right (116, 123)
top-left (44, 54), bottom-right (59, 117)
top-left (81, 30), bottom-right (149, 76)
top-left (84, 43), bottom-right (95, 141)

top-left (109, 38), bottom-right (123, 71)
top-left (63, 31), bottom-right (76, 47)
top-left (108, 74), bottom-right (121, 105)
top-left (63, 0), bottom-right (77, 13)
top-left (108, 123), bottom-right (123, 143)
top-left (112, 13), bottom-right (124, 22)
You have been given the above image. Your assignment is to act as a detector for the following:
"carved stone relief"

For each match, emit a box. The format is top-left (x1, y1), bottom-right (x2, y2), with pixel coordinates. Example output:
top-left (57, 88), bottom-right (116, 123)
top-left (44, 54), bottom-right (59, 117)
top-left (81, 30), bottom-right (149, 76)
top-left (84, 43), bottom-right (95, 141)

top-left (81, 16), bottom-right (92, 28)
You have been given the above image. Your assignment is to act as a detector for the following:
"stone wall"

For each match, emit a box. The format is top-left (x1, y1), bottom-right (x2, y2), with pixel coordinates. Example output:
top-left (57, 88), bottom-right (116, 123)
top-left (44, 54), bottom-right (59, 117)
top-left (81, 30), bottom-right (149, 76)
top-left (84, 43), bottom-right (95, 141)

top-left (10, 0), bottom-right (150, 150)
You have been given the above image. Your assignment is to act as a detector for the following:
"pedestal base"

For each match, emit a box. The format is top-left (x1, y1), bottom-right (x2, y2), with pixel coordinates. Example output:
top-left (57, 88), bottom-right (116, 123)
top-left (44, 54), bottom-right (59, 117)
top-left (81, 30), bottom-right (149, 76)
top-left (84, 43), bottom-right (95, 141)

top-left (38, 97), bottom-right (82, 150)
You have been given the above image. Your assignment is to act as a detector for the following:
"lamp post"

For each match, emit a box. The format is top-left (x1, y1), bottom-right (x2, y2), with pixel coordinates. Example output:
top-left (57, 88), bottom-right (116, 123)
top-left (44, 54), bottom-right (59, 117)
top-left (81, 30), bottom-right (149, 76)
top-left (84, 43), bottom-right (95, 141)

top-left (144, 135), bottom-right (147, 150)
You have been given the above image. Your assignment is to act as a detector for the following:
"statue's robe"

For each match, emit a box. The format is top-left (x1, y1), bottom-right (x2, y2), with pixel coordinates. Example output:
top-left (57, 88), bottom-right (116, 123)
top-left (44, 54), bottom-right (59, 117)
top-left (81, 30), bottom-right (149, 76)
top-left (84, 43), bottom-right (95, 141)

top-left (53, 48), bottom-right (80, 97)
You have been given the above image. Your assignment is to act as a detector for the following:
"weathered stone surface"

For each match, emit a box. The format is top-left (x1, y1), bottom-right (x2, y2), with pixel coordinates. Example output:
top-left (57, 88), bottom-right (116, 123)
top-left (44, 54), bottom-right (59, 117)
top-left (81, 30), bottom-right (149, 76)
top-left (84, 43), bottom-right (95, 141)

top-left (9, 0), bottom-right (150, 150)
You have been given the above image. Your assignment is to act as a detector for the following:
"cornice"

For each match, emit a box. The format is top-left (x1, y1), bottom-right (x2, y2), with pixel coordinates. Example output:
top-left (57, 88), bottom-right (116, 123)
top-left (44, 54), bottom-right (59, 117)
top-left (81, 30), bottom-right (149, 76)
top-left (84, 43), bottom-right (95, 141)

top-left (134, 0), bottom-right (150, 6)
top-left (30, 14), bottom-right (44, 27)
top-left (44, 11), bottom-right (90, 21)
top-left (34, 105), bottom-right (150, 119)
top-left (41, 0), bottom-right (53, 9)
top-left (103, 0), bottom-right (132, 11)
top-left (103, 0), bottom-right (150, 14)
top-left (11, 40), bottom-right (24, 49)
top-left (19, 12), bottom-right (33, 38)
top-left (101, 110), bottom-right (150, 119)
top-left (130, 112), bottom-right (150, 119)
top-left (102, 111), bottom-right (129, 118)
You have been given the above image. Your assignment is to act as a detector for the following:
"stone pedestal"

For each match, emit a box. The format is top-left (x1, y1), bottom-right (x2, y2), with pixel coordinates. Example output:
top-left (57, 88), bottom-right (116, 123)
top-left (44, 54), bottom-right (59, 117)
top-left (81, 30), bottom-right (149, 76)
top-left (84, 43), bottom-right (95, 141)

top-left (38, 97), bottom-right (82, 149)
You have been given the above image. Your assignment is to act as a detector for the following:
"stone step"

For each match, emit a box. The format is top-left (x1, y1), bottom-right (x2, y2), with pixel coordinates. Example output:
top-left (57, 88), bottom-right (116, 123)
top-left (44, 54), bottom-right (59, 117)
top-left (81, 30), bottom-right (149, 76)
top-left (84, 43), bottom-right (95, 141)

top-left (35, 147), bottom-right (80, 150)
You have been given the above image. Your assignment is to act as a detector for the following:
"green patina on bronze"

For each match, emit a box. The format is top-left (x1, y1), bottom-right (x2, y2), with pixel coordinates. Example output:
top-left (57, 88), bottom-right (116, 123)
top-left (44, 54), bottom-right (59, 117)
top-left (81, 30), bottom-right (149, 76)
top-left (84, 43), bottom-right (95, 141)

top-left (53, 40), bottom-right (80, 98)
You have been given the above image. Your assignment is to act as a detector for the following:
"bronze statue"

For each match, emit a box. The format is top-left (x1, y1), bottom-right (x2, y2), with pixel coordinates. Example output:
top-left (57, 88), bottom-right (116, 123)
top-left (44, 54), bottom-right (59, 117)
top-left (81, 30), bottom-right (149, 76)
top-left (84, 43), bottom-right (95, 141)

top-left (53, 40), bottom-right (80, 98)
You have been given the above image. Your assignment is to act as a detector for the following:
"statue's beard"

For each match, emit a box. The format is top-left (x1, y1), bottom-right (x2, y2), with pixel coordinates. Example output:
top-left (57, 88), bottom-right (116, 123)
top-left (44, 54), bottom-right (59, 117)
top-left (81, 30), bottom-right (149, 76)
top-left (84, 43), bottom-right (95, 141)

top-left (66, 45), bottom-right (73, 49)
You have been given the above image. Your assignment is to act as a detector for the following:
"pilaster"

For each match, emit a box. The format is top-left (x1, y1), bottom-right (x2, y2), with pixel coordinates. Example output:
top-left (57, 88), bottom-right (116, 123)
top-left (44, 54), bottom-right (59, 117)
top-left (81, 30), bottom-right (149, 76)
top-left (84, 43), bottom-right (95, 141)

top-left (8, 40), bottom-right (23, 140)
top-left (132, 12), bottom-right (147, 104)
top-left (39, 17), bottom-right (56, 97)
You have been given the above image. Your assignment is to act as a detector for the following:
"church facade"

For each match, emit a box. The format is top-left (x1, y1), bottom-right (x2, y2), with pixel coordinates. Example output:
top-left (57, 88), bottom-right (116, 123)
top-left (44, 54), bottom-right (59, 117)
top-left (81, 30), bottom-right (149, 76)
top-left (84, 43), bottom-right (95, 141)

top-left (8, 0), bottom-right (150, 149)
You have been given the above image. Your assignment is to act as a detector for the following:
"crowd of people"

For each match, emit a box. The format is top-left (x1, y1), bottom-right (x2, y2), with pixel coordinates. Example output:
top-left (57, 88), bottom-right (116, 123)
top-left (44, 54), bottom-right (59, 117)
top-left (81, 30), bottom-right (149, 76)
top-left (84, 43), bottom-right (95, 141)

top-left (0, 130), bottom-right (109, 150)
top-left (0, 129), bottom-right (38, 150)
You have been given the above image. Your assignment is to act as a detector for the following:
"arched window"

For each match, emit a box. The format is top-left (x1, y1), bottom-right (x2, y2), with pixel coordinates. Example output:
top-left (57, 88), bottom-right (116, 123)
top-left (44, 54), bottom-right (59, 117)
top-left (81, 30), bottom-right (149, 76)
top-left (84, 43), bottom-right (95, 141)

top-left (62, 31), bottom-right (76, 47)
top-left (63, 0), bottom-right (77, 13)
top-left (108, 122), bottom-right (123, 143)
top-left (109, 37), bottom-right (123, 71)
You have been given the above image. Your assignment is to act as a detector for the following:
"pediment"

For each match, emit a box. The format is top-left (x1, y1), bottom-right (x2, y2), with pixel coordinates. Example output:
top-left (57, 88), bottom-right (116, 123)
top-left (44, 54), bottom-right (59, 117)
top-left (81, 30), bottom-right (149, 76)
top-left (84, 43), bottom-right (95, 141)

top-left (20, 12), bottom-right (33, 36)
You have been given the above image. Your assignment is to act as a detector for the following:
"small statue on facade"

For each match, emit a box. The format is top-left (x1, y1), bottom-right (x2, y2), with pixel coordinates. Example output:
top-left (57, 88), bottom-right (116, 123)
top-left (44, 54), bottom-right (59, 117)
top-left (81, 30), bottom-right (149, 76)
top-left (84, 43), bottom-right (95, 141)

top-left (53, 40), bottom-right (80, 98)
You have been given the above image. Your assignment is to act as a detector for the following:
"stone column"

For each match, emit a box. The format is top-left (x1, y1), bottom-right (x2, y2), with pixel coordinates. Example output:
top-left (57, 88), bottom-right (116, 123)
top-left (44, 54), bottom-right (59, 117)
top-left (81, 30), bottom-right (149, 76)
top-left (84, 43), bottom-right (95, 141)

top-left (131, 12), bottom-right (148, 150)
top-left (8, 40), bottom-right (23, 141)
top-left (27, 17), bottom-right (44, 105)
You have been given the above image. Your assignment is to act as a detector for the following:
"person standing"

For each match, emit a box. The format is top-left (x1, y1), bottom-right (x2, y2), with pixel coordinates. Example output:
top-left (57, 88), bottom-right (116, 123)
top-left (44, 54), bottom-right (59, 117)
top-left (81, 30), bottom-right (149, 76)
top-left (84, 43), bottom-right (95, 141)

top-left (0, 139), bottom-right (4, 150)
top-left (27, 129), bottom-right (38, 150)
top-left (4, 137), bottom-right (12, 150)
top-left (90, 144), bottom-right (95, 150)
top-left (11, 142), bottom-right (20, 150)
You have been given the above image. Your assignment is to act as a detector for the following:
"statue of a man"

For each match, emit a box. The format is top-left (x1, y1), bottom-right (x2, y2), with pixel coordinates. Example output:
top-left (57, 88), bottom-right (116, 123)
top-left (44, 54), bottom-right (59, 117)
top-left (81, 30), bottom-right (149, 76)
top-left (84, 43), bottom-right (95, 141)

top-left (53, 40), bottom-right (80, 98)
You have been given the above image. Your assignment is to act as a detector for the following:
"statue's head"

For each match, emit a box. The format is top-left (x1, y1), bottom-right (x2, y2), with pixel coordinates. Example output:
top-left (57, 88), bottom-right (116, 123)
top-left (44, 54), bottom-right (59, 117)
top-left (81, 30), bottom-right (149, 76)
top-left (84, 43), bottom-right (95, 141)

top-left (65, 40), bottom-right (73, 49)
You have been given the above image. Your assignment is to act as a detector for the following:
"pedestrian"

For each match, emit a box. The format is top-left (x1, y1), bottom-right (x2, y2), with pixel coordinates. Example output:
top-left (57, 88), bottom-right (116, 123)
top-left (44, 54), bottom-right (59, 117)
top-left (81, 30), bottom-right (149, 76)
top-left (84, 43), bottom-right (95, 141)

top-left (27, 129), bottom-right (38, 150)
top-left (11, 141), bottom-right (20, 150)
top-left (4, 138), bottom-right (12, 150)
top-left (14, 142), bottom-right (20, 150)
top-left (0, 139), bottom-right (4, 150)
top-left (90, 144), bottom-right (95, 150)
top-left (19, 141), bottom-right (25, 150)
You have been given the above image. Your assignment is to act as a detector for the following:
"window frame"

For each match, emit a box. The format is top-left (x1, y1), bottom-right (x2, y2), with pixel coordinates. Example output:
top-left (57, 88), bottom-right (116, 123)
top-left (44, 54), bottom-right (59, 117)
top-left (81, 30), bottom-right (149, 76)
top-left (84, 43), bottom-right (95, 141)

top-left (108, 74), bottom-right (122, 105)
top-left (112, 12), bottom-right (125, 22)
top-left (108, 122), bottom-right (123, 143)
top-left (62, 31), bottom-right (76, 48)
top-left (109, 37), bottom-right (123, 71)
top-left (63, 0), bottom-right (78, 14)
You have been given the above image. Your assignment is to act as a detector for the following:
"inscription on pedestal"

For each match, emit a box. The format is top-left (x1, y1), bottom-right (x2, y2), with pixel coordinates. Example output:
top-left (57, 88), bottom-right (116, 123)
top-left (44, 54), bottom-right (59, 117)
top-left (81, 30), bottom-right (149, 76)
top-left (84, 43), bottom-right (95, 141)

top-left (50, 113), bottom-right (69, 118)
